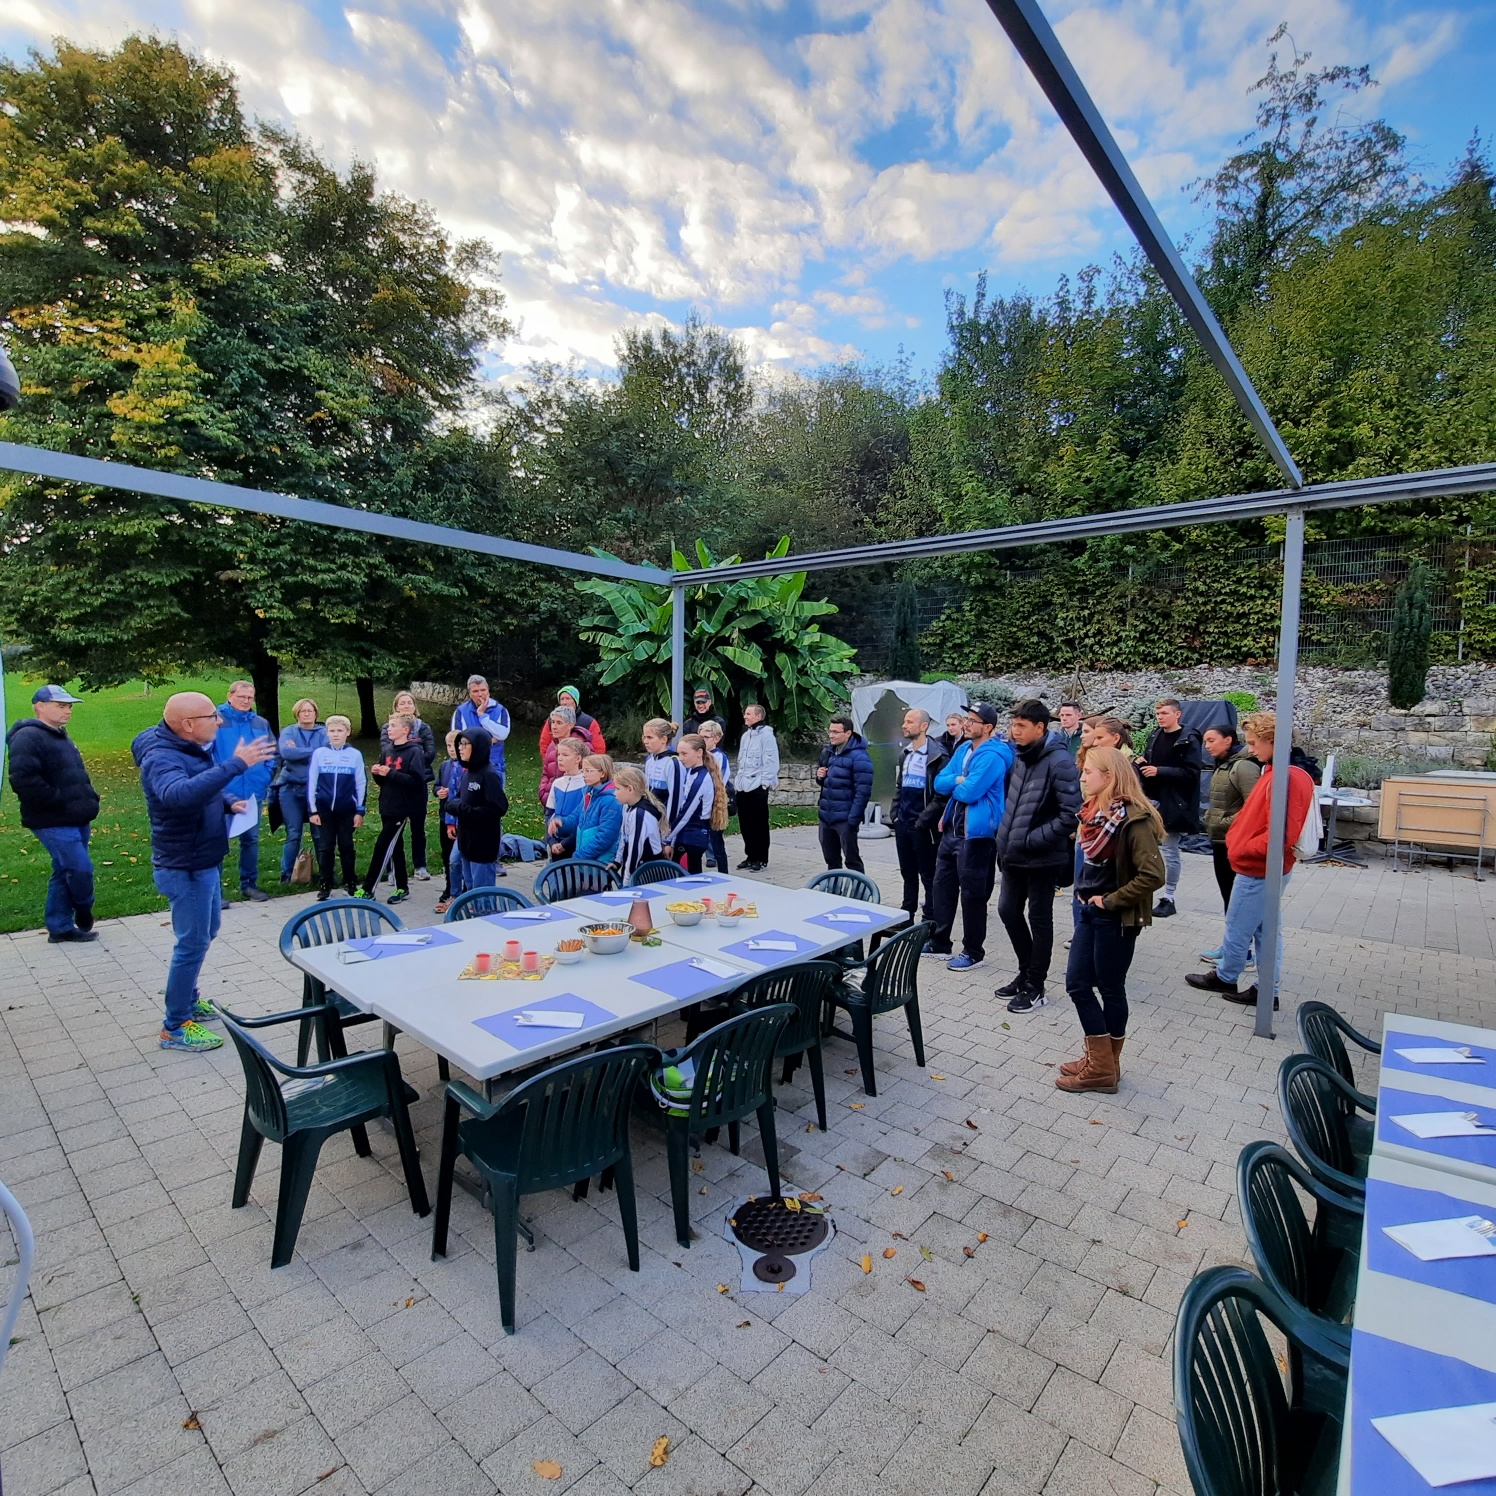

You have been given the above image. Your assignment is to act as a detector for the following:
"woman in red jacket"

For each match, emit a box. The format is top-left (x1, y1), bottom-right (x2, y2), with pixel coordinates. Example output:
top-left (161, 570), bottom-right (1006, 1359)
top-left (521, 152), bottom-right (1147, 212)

top-left (1185, 712), bottom-right (1315, 1010)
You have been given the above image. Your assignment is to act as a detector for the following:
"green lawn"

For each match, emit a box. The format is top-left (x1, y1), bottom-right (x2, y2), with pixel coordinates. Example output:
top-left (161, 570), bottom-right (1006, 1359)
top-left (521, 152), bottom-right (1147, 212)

top-left (0, 674), bottom-right (817, 933)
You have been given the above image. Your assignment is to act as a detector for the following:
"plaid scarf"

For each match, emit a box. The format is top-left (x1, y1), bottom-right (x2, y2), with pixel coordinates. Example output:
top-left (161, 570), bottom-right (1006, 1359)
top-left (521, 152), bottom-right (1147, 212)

top-left (1077, 797), bottom-right (1129, 863)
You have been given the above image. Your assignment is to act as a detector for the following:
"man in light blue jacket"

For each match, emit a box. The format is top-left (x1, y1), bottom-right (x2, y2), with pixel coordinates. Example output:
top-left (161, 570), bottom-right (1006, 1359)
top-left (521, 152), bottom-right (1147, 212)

top-left (924, 703), bottom-right (1015, 971)
top-left (212, 680), bottom-right (275, 901)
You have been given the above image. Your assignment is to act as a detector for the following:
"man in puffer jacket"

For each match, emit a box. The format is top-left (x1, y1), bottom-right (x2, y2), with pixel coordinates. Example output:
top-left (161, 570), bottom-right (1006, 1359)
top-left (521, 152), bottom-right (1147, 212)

top-left (994, 699), bottom-right (1083, 1013)
top-left (815, 715), bottom-right (874, 873)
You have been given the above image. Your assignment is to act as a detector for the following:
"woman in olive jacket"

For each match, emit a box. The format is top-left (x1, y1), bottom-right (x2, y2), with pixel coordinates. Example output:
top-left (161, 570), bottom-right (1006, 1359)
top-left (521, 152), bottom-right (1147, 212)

top-left (1201, 725), bottom-right (1261, 914)
top-left (1056, 746), bottom-right (1165, 1095)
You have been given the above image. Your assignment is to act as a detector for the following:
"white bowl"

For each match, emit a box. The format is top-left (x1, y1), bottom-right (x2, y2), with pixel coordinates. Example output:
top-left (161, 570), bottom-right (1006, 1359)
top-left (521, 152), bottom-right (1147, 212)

top-left (553, 946), bottom-right (583, 964)
top-left (668, 908), bottom-right (703, 927)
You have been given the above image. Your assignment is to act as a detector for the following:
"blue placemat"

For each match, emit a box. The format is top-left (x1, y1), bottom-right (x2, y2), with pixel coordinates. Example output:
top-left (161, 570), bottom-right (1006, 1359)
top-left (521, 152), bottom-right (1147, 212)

top-left (1350, 1330), bottom-right (1496, 1495)
top-left (1379, 1084), bottom-right (1496, 1169)
top-left (671, 873), bottom-right (729, 888)
top-left (804, 906), bottom-right (881, 933)
top-left (481, 907), bottom-right (576, 931)
top-left (472, 994), bottom-right (618, 1051)
top-left (582, 889), bottom-right (648, 908)
top-left (629, 958), bottom-right (745, 1001)
top-left (719, 929), bottom-right (819, 965)
top-left (1385, 1030), bottom-right (1496, 1081)
top-left (344, 927), bottom-right (461, 960)
top-left (1366, 1177), bottom-right (1496, 1301)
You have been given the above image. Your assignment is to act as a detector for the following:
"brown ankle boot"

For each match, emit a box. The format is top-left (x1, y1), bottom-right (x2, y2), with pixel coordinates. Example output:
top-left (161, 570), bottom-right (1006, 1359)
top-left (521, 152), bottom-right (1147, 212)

top-left (1110, 1036), bottom-right (1125, 1077)
top-left (1055, 1035), bottom-right (1119, 1094)
top-left (1058, 1048), bottom-right (1089, 1077)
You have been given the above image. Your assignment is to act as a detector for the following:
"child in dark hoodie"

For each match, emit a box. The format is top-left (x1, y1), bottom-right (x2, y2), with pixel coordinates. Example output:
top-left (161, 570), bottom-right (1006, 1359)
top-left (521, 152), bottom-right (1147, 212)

top-left (449, 730), bottom-right (510, 895)
top-left (358, 714), bottom-right (427, 902)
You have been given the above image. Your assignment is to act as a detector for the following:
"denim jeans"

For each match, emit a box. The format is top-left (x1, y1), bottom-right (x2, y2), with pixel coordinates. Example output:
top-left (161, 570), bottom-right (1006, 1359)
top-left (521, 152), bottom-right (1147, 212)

top-left (153, 866), bottom-right (222, 1032)
top-left (1066, 899), bottom-right (1140, 1037)
top-left (278, 786), bottom-right (310, 879)
top-left (451, 855), bottom-right (497, 895)
top-left (1160, 832), bottom-right (1182, 900)
top-left (32, 825), bottom-right (94, 935)
top-left (233, 824), bottom-right (261, 891)
top-left (1217, 871), bottom-right (1289, 989)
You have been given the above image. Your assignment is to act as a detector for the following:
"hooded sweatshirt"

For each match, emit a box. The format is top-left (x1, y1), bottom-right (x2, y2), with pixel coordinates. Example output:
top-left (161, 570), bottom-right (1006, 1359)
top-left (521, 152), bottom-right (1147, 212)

top-left (371, 736), bottom-right (428, 820)
top-left (451, 732), bottom-right (511, 863)
top-left (213, 700), bottom-right (274, 807)
top-left (6, 718), bottom-right (100, 828)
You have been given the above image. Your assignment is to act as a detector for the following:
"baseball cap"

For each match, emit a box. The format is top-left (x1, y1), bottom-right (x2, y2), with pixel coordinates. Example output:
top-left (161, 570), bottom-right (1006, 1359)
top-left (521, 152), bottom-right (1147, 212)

top-left (966, 702), bottom-right (1000, 726)
top-left (32, 685), bottom-right (82, 704)
top-left (693, 688), bottom-right (712, 700)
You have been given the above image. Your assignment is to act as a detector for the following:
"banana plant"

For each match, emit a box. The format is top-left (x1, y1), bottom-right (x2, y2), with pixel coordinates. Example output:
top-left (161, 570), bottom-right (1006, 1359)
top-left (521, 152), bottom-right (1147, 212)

top-left (576, 536), bottom-right (857, 736)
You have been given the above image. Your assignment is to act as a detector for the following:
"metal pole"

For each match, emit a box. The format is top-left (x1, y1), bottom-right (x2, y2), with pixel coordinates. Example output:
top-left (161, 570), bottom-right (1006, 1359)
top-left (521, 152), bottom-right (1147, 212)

top-left (1257, 509), bottom-right (1305, 1038)
top-left (670, 584), bottom-right (686, 729)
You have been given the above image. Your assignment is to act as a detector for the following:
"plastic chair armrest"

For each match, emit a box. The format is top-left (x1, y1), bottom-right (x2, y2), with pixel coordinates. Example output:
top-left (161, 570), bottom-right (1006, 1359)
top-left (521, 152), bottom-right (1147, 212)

top-left (444, 1079), bottom-right (503, 1119)
top-left (1331, 1011), bottom-right (1382, 1056)
top-left (224, 1003), bottom-right (343, 1029)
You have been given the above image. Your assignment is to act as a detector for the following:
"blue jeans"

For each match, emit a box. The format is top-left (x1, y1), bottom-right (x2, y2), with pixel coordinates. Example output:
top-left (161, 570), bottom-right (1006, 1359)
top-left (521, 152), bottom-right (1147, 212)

top-left (32, 825), bottom-right (94, 935)
top-left (153, 866), bottom-right (222, 1032)
top-left (1066, 899), bottom-right (1140, 1037)
top-left (278, 786), bottom-right (310, 879)
top-left (233, 824), bottom-right (261, 891)
top-left (1218, 872), bottom-right (1288, 990)
top-left (451, 855), bottom-right (497, 895)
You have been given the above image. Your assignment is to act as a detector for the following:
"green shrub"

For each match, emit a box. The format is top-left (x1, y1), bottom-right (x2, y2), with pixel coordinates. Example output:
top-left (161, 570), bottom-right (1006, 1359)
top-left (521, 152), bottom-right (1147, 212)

top-left (1223, 690), bottom-right (1259, 712)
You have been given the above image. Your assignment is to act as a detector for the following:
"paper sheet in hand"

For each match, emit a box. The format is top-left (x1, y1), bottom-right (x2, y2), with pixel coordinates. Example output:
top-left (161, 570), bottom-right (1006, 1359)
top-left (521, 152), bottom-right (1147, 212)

top-left (1393, 1111), bottom-right (1496, 1139)
top-left (227, 796), bottom-right (258, 838)
top-left (1396, 1046), bottom-right (1485, 1065)
top-left (1373, 1402), bottom-right (1496, 1486)
top-left (690, 956), bottom-right (744, 979)
top-left (514, 1011), bottom-right (586, 1029)
top-left (1383, 1216), bottom-right (1496, 1261)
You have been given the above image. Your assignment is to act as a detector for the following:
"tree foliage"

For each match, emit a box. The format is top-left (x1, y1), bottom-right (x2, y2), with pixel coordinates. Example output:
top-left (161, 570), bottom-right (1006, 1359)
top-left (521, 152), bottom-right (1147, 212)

top-left (1388, 560), bottom-right (1434, 709)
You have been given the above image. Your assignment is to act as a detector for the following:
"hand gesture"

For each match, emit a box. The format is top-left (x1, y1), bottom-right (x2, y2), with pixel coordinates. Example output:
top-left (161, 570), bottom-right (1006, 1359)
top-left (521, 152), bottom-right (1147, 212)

top-left (1139, 764), bottom-right (1158, 778)
top-left (234, 734), bottom-right (276, 768)
top-left (371, 763), bottom-right (388, 777)
top-left (228, 799), bottom-right (248, 814)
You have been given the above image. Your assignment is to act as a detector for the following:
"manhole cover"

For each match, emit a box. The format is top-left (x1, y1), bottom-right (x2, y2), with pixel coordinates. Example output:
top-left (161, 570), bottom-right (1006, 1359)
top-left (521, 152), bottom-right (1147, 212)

top-left (729, 1197), bottom-right (830, 1257)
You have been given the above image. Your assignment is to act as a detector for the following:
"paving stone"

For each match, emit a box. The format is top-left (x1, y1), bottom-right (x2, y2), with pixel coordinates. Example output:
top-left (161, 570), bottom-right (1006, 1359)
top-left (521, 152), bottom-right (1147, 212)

top-left (0, 1418), bottom-right (90, 1496)
top-left (1042, 1438), bottom-right (1157, 1496)
top-left (220, 1415), bottom-right (343, 1496)
top-left (730, 1405), bottom-right (838, 1496)
top-left (481, 1412), bottom-right (601, 1494)
top-left (1031, 1365), bottom-right (1134, 1456)
top-left (338, 1392), bottom-right (450, 1488)
top-left (666, 1363), bottom-right (774, 1453)
top-left (533, 1347), bottom-right (635, 1435)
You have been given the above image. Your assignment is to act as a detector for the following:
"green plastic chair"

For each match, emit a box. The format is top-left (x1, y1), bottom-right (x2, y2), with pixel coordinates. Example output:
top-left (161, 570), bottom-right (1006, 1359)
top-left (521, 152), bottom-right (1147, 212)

top-left (430, 1045), bottom-right (658, 1333)
top-left (628, 859), bottom-right (686, 887)
top-left (1236, 1141), bottom-right (1361, 1347)
top-left (1278, 1054), bottom-right (1374, 1200)
top-left (1174, 1265), bottom-right (1347, 1496)
top-left (806, 868), bottom-right (883, 964)
top-left (828, 922), bottom-right (930, 1097)
top-left (278, 898), bottom-right (402, 1066)
top-left (533, 858), bottom-right (620, 904)
top-left (444, 886), bottom-right (533, 921)
top-left (640, 1005), bottom-right (795, 1249)
top-left (1295, 1003), bottom-right (1380, 1158)
top-left (223, 1005), bottom-right (429, 1269)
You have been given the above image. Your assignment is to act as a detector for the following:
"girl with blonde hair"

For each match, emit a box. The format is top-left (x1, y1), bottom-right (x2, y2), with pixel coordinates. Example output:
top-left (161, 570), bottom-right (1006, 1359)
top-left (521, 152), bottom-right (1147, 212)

top-left (642, 718), bottom-right (685, 827)
top-left (671, 733), bottom-right (728, 872)
top-left (612, 765), bottom-right (668, 881)
top-left (1055, 745), bottom-right (1165, 1096)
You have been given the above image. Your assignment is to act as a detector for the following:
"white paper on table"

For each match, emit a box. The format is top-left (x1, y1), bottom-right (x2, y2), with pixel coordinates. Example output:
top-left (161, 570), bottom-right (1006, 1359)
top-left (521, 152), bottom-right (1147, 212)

top-left (675, 876), bottom-right (716, 885)
top-left (338, 949), bottom-right (374, 965)
top-left (1372, 1403), bottom-right (1496, 1486)
top-left (690, 956), bottom-right (745, 979)
top-left (500, 909), bottom-right (555, 921)
top-left (1396, 1046), bottom-right (1484, 1065)
top-left (371, 933), bottom-right (433, 948)
top-left (515, 1011), bottom-right (586, 1029)
top-left (746, 939), bottom-right (798, 952)
top-left (823, 911), bottom-right (873, 924)
top-left (1392, 1111), bottom-right (1496, 1139)
top-left (1383, 1216), bottom-right (1496, 1261)
top-left (227, 796), bottom-right (258, 838)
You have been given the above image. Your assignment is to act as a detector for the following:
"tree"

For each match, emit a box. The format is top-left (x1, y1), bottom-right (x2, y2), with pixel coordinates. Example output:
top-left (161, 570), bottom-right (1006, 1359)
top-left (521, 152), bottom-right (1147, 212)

top-left (888, 578), bottom-right (923, 680)
top-left (1388, 560), bottom-right (1434, 710)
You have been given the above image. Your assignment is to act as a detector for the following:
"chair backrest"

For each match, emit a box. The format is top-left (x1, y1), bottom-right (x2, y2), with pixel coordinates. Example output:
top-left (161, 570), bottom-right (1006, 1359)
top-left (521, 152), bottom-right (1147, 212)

top-left (1237, 1141), bottom-right (1322, 1319)
top-left (862, 922), bottom-right (931, 1013)
top-left (278, 898), bottom-right (402, 960)
top-left (493, 1045), bottom-right (660, 1194)
top-left (677, 1005), bottom-right (795, 1131)
top-left (729, 962), bottom-right (840, 1055)
top-left (628, 859), bottom-right (686, 887)
top-left (1294, 1001), bottom-right (1380, 1089)
top-left (532, 858), bottom-right (621, 904)
top-left (222, 1015), bottom-right (290, 1139)
top-left (445, 886), bottom-right (533, 921)
top-left (806, 869), bottom-right (881, 903)
top-left (1278, 1054), bottom-right (1364, 1194)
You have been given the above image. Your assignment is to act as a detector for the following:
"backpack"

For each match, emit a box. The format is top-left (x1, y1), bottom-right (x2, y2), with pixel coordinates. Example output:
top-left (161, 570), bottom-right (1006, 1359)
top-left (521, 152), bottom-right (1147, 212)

top-left (1293, 789), bottom-right (1324, 861)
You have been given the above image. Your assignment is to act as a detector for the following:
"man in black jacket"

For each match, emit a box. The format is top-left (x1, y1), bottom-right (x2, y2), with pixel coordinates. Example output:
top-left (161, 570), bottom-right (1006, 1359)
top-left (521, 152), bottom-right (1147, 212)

top-left (890, 709), bottom-right (948, 924)
top-left (1137, 696), bottom-right (1202, 918)
top-left (993, 699), bottom-right (1082, 1013)
top-left (683, 687), bottom-right (727, 740)
top-left (6, 686), bottom-right (101, 943)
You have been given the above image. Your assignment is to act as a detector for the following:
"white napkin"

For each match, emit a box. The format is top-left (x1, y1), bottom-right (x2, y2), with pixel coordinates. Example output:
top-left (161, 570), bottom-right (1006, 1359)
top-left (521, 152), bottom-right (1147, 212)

top-left (1396, 1046), bottom-right (1484, 1064)
top-left (689, 956), bottom-right (744, 979)
top-left (1373, 1403), bottom-right (1496, 1486)
top-left (372, 932), bottom-right (433, 947)
top-left (676, 876), bottom-right (717, 885)
top-left (1383, 1217), bottom-right (1496, 1261)
top-left (823, 911), bottom-right (873, 924)
top-left (503, 909), bottom-right (557, 921)
top-left (746, 939), bottom-right (798, 952)
top-left (338, 949), bottom-right (373, 965)
top-left (515, 1011), bottom-right (586, 1029)
top-left (1392, 1111), bottom-right (1496, 1139)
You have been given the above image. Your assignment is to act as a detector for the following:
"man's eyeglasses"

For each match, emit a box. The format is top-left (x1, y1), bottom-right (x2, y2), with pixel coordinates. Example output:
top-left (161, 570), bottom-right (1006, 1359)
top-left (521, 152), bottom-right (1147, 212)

top-left (184, 712), bottom-right (222, 724)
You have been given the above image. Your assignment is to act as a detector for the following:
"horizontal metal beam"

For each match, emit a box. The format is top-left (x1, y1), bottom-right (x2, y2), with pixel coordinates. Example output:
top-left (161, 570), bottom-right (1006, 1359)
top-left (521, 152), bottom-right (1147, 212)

top-left (0, 441), bottom-right (664, 584)
top-left (983, 0), bottom-right (1304, 490)
top-left (673, 462), bottom-right (1496, 584)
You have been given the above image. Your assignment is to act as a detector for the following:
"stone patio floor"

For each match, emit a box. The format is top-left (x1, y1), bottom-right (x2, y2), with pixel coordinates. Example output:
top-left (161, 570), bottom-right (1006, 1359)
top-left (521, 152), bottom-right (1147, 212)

top-left (3, 827), bottom-right (1493, 1496)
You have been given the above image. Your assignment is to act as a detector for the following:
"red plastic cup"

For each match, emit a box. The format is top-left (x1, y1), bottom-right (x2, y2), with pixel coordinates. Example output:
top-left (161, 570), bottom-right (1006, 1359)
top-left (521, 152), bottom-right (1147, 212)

top-left (503, 939), bottom-right (521, 962)
top-left (475, 952), bottom-right (492, 974)
top-left (521, 949), bottom-right (540, 972)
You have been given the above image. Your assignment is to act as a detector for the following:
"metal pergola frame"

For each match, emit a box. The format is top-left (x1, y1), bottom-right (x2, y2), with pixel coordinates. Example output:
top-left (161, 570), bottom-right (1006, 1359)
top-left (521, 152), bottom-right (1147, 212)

top-left (2, 0), bottom-right (1491, 1037)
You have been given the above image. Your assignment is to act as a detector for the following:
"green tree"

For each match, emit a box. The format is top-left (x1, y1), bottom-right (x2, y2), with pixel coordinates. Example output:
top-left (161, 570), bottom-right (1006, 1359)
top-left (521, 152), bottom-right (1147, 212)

top-left (888, 577), bottom-right (923, 680)
top-left (1388, 560), bottom-right (1434, 709)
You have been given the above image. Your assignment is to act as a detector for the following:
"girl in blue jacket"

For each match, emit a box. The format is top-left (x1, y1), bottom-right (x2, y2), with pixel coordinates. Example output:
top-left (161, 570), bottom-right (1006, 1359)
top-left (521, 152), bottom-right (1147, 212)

top-left (565, 754), bottom-right (623, 864)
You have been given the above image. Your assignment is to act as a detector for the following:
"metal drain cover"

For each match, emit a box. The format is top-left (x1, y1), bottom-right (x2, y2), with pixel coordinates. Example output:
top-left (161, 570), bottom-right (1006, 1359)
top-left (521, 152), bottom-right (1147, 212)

top-left (752, 1252), bottom-right (796, 1283)
top-left (730, 1197), bottom-right (830, 1257)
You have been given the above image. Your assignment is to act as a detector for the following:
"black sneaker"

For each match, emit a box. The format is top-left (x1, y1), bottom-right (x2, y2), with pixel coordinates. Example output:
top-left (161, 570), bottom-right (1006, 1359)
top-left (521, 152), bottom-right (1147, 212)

top-left (48, 928), bottom-right (99, 943)
top-left (241, 886), bottom-right (270, 903)
top-left (737, 860), bottom-right (756, 870)
top-left (75, 906), bottom-right (95, 932)
top-left (316, 887), bottom-right (332, 901)
top-left (1152, 898), bottom-right (1176, 918)
top-left (1006, 986), bottom-right (1047, 1014)
top-left (994, 975), bottom-right (1027, 997)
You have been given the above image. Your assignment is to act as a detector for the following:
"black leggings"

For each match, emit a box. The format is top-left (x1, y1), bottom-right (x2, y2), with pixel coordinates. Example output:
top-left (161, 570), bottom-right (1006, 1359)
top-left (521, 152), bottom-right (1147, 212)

top-left (1212, 843), bottom-right (1236, 911)
top-left (315, 810), bottom-right (358, 892)
top-left (678, 843), bottom-right (706, 874)
top-left (1066, 900), bottom-right (1141, 1037)
top-left (409, 790), bottom-right (428, 869)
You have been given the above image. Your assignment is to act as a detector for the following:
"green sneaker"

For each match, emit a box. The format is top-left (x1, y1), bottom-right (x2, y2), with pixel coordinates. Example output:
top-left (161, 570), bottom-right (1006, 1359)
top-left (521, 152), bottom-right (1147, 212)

top-left (160, 1020), bottom-right (223, 1052)
top-left (191, 997), bottom-right (219, 1022)
top-left (352, 889), bottom-right (373, 900)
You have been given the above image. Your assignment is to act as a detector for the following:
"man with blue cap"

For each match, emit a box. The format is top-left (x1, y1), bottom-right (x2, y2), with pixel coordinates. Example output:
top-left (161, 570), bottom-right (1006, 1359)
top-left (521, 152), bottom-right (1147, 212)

top-left (6, 685), bottom-right (101, 942)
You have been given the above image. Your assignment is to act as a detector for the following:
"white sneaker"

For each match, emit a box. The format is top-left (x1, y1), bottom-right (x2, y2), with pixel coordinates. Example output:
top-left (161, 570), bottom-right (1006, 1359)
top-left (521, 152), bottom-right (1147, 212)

top-left (413, 868), bottom-right (431, 881)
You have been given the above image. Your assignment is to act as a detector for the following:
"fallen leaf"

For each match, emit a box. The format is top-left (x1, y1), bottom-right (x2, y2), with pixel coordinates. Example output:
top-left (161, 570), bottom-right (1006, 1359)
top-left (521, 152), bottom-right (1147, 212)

top-left (699, 1186), bottom-right (708, 1194)
top-left (798, 1192), bottom-right (823, 1203)
top-left (533, 1460), bottom-right (563, 1480)
top-left (861, 1254), bottom-right (873, 1274)
top-left (845, 1068), bottom-right (858, 1075)
top-left (891, 1231), bottom-right (907, 1240)
top-left (848, 1103), bottom-right (865, 1110)
top-left (806, 1124), bottom-right (816, 1132)
top-left (717, 1284), bottom-right (730, 1293)
top-left (883, 1247), bottom-right (897, 1259)
top-left (692, 1158), bottom-right (704, 1173)
top-left (784, 1198), bottom-right (802, 1213)
top-left (1177, 1220), bottom-right (1190, 1230)
top-left (777, 1281), bottom-right (785, 1292)
top-left (906, 1277), bottom-right (926, 1292)
top-left (650, 1436), bottom-right (670, 1468)
top-left (1000, 1021), bottom-right (1010, 1030)
top-left (737, 1321), bottom-right (751, 1328)
top-left (182, 1413), bottom-right (201, 1430)
top-left (890, 1185), bottom-right (904, 1196)
top-left (963, 1246), bottom-right (975, 1259)
top-left (1276, 1352), bottom-right (1289, 1375)
top-left (316, 1469), bottom-right (340, 1482)
top-left (919, 1245), bottom-right (934, 1262)
top-left (931, 1074), bottom-right (946, 1081)
top-left (941, 1170), bottom-right (955, 1182)
top-left (1088, 1119), bottom-right (1103, 1126)
top-left (836, 1164), bottom-right (846, 1171)
top-left (404, 1297), bottom-right (415, 1308)
top-left (964, 1119), bottom-right (979, 1130)
top-left (729, 1218), bottom-right (737, 1227)
top-left (977, 1232), bottom-right (989, 1243)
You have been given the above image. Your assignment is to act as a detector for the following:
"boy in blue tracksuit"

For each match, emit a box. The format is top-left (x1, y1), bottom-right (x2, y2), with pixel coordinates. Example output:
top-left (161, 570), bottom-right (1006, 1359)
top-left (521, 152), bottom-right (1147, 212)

top-left (925, 702), bottom-right (1016, 970)
top-left (307, 716), bottom-right (366, 898)
top-left (212, 681), bottom-right (275, 899)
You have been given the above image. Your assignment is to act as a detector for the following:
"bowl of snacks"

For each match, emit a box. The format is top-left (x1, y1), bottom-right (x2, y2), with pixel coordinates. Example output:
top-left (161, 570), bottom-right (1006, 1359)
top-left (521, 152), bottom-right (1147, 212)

top-left (580, 923), bottom-right (631, 955)
top-left (554, 937), bottom-right (585, 965)
top-left (665, 900), bottom-right (706, 927)
top-left (716, 906), bottom-right (747, 928)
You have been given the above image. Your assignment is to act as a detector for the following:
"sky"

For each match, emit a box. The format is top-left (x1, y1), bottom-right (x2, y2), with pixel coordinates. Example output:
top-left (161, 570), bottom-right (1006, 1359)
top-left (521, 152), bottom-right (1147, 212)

top-left (3, 0), bottom-right (1493, 387)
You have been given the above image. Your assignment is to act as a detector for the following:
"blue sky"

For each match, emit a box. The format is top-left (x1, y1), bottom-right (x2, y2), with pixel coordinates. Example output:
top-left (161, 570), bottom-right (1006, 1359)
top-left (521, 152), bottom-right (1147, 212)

top-left (4, 0), bottom-right (1493, 386)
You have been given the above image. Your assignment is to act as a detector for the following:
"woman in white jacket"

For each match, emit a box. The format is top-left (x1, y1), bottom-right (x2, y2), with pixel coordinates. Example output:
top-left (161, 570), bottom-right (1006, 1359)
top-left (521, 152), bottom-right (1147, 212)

top-left (733, 704), bottom-right (780, 870)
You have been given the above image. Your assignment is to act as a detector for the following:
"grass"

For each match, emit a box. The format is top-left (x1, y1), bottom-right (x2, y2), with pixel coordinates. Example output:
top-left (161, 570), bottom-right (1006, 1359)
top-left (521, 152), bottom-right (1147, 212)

top-left (0, 673), bottom-right (818, 933)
